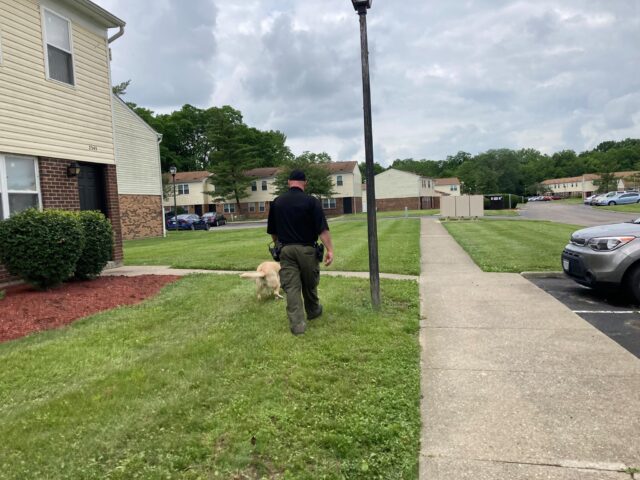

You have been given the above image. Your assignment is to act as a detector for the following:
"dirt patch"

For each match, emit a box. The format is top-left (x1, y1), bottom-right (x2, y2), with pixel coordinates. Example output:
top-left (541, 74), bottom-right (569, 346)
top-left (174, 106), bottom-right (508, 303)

top-left (0, 275), bottom-right (180, 343)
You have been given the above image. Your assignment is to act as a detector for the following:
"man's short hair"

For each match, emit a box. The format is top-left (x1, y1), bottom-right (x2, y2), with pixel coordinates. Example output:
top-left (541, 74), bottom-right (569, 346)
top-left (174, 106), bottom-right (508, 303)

top-left (288, 169), bottom-right (306, 181)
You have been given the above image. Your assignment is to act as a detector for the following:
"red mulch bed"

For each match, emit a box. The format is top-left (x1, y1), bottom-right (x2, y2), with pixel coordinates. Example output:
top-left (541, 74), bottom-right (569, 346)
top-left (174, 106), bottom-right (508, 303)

top-left (0, 275), bottom-right (180, 343)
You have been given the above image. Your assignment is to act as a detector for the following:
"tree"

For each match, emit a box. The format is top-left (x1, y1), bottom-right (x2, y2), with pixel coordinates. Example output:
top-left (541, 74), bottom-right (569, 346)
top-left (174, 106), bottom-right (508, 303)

top-left (358, 161), bottom-right (385, 181)
top-left (273, 152), bottom-right (336, 197)
top-left (112, 79), bottom-right (131, 96)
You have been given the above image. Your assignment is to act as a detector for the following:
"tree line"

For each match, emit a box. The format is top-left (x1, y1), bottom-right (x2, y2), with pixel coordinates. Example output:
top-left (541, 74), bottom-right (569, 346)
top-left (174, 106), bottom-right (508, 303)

top-left (116, 82), bottom-right (640, 199)
top-left (389, 139), bottom-right (640, 195)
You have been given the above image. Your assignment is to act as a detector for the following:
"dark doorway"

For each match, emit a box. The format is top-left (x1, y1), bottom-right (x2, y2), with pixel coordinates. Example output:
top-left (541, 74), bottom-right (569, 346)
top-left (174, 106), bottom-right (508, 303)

top-left (78, 163), bottom-right (106, 214)
top-left (195, 204), bottom-right (203, 216)
top-left (208, 204), bottom-right (216, 213)
top-left (344, 197), bottom-right (353, 214)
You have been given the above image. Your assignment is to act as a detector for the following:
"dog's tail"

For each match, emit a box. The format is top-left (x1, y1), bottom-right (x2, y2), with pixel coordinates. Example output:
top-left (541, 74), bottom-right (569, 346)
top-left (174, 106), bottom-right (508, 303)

top-left (240, 272), bottom-right (266, 279)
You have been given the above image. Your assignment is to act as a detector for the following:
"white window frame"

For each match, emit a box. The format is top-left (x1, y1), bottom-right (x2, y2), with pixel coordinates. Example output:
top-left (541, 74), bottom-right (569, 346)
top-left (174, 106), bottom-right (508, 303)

top-left (224, 203), bottom-right (236, 214)
top-left (177, 184), bottom-right (189, 195)
top-left (261, 180), bottom-right (268, 191)
top-left (251, 181), bottom-right (257, 192)
top-left (41, 6), bottom-right (76, 87)
top-left (322, 198), bottom-right (336, 210)
top-left (248, 202), bottom-right (256, 212)
top-left (259, 201), bottom-right (265, 212)
top-left (336, 175), bottom-right (343, 187)
top-left (0, 154), bottom-right (42, 220)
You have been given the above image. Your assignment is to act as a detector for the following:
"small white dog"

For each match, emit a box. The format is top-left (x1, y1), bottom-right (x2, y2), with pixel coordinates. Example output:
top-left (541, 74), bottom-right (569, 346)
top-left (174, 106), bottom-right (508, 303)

top-left (240, 261), bottom-right (283, 300)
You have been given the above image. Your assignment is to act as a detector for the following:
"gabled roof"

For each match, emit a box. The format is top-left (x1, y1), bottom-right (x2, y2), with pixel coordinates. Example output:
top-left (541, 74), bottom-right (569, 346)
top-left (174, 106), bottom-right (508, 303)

top-left (326, 161), bottom-right (358, 174)
top-left (435, 177), bottom-right (460, 186)
top-left (65, 0), bottom-right (126, 28)
top-left (171, 171), bottom-right (211, 183)
top-left (245, 167), bottom-right (281, 178)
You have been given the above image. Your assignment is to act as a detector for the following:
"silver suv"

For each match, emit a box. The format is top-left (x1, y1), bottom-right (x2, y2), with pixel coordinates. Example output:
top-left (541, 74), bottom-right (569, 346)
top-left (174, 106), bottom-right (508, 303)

top-left (562, 219), bottom-right (640, 301)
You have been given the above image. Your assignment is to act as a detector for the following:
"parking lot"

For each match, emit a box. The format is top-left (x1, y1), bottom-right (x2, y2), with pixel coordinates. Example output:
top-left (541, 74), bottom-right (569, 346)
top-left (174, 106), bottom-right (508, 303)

top-left (525, 273), bottom-right (640, 358)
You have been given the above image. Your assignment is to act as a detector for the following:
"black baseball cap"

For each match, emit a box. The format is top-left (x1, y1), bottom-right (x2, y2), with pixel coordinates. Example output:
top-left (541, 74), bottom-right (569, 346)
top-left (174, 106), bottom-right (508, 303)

top-left (288, 169), bottom-right (306, 181)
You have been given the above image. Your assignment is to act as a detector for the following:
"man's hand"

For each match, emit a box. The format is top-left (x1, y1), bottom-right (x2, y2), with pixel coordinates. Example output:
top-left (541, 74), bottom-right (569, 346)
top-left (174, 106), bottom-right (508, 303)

top-left (324, 250), bottom-right (334, 266)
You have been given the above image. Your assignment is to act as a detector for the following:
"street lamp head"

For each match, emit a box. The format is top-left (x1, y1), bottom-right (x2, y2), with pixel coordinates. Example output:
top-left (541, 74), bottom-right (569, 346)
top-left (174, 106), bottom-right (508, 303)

top-left (169, 166), bottom-right (177, 176)
top-left (351, 0), bottom-right (372, 13)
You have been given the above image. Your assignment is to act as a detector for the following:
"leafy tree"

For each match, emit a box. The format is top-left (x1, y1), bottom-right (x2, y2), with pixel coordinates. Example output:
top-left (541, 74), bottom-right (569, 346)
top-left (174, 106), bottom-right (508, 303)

top-left (273, 152), bottom-right (336, 197)
top-left (358, 161), bottom-right (386, 181)
top-left (112, 79), bottom-right (131, 96)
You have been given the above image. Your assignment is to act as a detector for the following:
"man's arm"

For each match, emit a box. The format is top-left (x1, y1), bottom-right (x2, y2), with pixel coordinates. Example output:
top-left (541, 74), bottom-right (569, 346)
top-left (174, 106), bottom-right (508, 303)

top-left (319, 229), bottom-right (334, 266)
top-left (271, 234), bottom-right (278, 243)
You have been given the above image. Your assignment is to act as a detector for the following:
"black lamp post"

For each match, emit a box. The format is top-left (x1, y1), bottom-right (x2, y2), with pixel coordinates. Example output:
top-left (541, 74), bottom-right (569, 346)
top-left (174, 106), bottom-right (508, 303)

top-left (169, 166), bottom-right (177, 228)
top-left (351, 0), bottom-right (380, 308)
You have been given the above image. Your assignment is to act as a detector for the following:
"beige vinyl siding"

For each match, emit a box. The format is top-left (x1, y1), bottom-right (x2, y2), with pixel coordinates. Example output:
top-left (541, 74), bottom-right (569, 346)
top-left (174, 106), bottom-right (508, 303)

top-left (0, 0), bottom-right (115, 164)
top-left (163, 179), bottom-right (211, 208)
top-left (113, 96), bottom-right (162, 196)
top-left (375, 169), bottom-right (421, 199)
top-left (243, 177), bottom-right (276, 202)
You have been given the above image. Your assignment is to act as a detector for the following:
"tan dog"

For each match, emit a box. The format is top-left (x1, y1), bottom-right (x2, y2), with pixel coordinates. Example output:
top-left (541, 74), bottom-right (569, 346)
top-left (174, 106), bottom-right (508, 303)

top-left (240, 261), bottom-right (283, 300)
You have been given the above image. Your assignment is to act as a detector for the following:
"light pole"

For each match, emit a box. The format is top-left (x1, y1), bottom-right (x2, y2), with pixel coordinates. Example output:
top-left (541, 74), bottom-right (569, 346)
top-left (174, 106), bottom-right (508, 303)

top-left (351, 0), bottom-right (380, 308)
top-left (169, 165), bottom-right (177, 229)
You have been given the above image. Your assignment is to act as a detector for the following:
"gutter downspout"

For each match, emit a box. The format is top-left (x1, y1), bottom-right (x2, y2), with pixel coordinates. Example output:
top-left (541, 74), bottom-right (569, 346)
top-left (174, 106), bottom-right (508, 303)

top-left (157, 135), bottom-right (167, 238)
top-left (108, 26), bottom-right (125, 44)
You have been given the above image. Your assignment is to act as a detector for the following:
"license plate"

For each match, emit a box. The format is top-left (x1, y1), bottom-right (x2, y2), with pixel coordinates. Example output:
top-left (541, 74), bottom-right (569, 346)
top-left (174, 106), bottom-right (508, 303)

top-left (562, 259), bottom-right (569, 271)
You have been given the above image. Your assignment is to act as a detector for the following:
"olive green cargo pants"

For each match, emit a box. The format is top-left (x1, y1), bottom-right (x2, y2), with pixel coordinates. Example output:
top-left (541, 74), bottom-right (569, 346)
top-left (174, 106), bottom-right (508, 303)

top-left (279, 244), bottom-right (322, 333)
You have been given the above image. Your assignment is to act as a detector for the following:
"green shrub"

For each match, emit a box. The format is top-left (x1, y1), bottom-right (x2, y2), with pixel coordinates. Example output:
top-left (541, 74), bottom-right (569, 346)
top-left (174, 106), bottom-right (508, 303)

top-left (74, 211), bottom-right (113, 280)
top-left (0, 209), bottom-right (85, 289)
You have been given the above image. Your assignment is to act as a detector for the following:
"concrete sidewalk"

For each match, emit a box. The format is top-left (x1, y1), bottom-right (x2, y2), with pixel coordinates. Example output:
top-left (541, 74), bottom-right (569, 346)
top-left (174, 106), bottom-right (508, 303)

top-left (103, 265), bottom-right (418, 281)
top-left (419, 218), bottom-right (640, 479)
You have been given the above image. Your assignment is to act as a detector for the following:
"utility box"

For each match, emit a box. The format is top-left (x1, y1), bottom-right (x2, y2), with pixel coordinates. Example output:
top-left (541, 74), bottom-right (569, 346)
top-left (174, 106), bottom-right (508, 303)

top-left (441, 195), bottom-right (484, 218)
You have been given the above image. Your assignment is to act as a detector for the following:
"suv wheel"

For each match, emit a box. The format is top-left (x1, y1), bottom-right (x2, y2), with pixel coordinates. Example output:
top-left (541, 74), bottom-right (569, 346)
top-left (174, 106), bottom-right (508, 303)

top-left (608, 201), bottom-right (616, 205)
top-left (626, 264), bottom-right (640, 304)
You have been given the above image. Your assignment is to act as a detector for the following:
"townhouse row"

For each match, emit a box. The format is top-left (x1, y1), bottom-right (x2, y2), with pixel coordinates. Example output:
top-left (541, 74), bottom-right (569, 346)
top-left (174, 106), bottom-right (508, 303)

top-left (0, 0), bottom-right (165, 284)
top-left (541, 171), bottom-right (640, 197)
top-left (164, 166), bottom-right (461, 218)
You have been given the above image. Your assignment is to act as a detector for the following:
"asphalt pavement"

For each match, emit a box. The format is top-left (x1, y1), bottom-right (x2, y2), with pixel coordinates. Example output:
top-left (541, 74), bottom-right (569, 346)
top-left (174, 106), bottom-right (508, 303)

top-left (520, 201), bottom-right (638, 226)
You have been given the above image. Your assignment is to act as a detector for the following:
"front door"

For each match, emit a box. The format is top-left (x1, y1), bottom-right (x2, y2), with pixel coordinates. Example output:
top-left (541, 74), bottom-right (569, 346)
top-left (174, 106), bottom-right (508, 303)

top-left (343, 197), bottom-right (353, 214)
top-left (195, 204), bottom-right (203, 216)
top-left (78, 163), bottom-right (106, 214)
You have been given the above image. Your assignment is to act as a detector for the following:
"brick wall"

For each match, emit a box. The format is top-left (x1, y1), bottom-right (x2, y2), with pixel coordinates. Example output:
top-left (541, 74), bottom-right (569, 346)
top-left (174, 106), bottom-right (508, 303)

top-left (238, 201), bottom-right (271, 219)
top-left (375, 197), bottom-right (421, 211)
top-left (0, 158), bottom-right (124, 286)
top-left (119, 194), bottom-right (164, 240)
top-left (104, 165), bottom-right (123, 263)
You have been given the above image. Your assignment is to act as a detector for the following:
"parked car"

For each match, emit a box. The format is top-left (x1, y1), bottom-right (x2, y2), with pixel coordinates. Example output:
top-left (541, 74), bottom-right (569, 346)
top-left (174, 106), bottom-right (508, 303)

top-left (167, 214), bottom-right (210, 231)
top-left (562, 219), bottom-right (640, 302)
top-left (584, 194), bottom-right (598, 205)
top-left (201, 212), bottom-right (227, 227)
top-left (594, 191), bottom-right (640, 206)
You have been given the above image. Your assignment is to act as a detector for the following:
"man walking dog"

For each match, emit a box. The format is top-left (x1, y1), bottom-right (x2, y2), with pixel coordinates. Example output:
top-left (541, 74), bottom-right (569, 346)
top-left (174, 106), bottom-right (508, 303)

top-left (267, 169), bottom-right (334, 335)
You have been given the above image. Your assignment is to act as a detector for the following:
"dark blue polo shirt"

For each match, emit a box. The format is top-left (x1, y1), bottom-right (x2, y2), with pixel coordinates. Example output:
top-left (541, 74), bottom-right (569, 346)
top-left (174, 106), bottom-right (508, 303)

top-left (267, 187), bottom-right (329, 245)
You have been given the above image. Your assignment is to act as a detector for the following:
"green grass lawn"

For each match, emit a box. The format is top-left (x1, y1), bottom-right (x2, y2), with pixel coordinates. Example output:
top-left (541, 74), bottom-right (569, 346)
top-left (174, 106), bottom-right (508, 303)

top-left (442, 219), bottom-right (579, 272)
top-left (599, 203), bottom-right (640, 213)
top-left (341, 209), bottom-right (439, 219)
top-left (125, 218), bottom-right (421, 275)
top-left (483, 209), bottom-right (519, 216)
top-left (0, 275), bottom-right (420, 479)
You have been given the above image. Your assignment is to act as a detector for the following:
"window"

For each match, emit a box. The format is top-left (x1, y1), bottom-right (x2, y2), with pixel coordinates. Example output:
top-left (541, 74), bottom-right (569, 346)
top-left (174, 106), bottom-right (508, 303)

top-left (322, 198), bottom-right (336, 209)
top-left (422, 180), bottom-right (426, 188)
top-left (261, 180), bottom-right (267, 191)
top-left (248, 202), bottom-right (256, 212)
top-left (251, 181), bottom-right (257, 192)
top-left (177, 184), bottom-right (189, 195)
top-left (337, 175), bottom-right (343, 186)
top-left (42, 8), bottom-right (75, 85)
top-left (259, 201), bottom-right (265, 212)
top-left (0, 154), bottom-right (41, 220)
top-left (224, 203), bottom-right (236, 213)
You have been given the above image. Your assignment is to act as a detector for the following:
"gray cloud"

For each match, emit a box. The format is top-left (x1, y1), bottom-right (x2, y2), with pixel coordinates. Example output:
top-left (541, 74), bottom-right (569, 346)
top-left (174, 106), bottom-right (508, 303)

top-left (101, 0), bottom-right (218, 110)
top-left (97, 0), bottom-right (640, 164)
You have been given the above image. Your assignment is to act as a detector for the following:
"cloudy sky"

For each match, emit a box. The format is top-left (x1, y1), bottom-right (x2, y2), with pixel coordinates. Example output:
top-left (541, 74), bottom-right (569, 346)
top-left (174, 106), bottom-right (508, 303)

top-left (97, 0), bottom-right (640, 165)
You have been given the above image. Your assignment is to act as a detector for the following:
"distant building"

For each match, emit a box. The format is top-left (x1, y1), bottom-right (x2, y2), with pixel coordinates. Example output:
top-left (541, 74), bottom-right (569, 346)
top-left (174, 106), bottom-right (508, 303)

top-left (434, 177), bottom-right (462, 196)
top-left (373, 168), bottom-right (440, 211)
top-left (163, 171), bottom-right (214, 215)
top-left (541, 171), bottom-right (640, 197)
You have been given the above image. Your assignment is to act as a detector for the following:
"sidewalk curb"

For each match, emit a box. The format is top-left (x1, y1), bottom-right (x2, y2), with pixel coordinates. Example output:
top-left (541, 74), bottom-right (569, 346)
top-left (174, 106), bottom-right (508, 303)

top-left (520, 271), bottom-right (565, 278)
